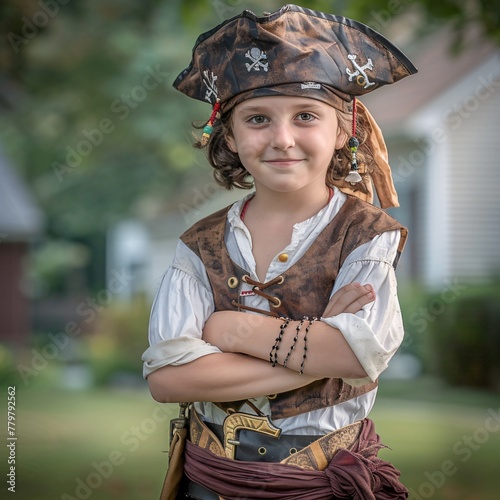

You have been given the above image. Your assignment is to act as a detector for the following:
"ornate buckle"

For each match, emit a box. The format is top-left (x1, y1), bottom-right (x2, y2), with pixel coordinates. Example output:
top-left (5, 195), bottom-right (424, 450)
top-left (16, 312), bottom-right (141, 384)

top-left (222, 412), bottom-right (281, 459)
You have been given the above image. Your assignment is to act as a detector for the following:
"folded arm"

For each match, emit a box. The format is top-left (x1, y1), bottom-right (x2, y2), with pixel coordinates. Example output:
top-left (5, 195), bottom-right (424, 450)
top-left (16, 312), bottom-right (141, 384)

top-left (144, 249), bottom-right (318, 403)
top-left (202, 282), bottom-right (374, 380)
top-left (148, 282), bottom-right (373, 402)
top-left (144, 231), bottom-right (404, 403)
top-left (147, 352), bottom-right (318, 403)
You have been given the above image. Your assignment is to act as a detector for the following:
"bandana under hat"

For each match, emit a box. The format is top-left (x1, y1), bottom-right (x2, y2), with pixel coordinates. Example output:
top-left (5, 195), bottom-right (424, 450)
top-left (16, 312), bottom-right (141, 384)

top-left (173, 4), bottom-right (418, 207)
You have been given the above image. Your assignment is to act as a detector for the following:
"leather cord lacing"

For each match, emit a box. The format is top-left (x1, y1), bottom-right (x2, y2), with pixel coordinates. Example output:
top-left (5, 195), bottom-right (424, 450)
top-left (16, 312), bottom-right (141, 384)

top-left (231, 274), bottom-right (284, 317)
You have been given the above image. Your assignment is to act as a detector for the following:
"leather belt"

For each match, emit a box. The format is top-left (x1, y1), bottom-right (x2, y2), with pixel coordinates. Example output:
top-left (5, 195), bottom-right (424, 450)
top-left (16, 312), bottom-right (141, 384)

top-left (185, 411), bottom-right (362, 499)
top-left (189, 409), bottom-right (362, 468)
top-left (205, 418), bottom-right (322, 462)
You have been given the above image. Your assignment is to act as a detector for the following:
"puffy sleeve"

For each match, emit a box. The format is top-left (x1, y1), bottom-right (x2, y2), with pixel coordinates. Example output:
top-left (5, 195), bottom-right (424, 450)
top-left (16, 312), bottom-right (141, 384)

top-left (321, 229), bottom-right (405, 386)
top-left (141, 240), bottom-right (221, 378)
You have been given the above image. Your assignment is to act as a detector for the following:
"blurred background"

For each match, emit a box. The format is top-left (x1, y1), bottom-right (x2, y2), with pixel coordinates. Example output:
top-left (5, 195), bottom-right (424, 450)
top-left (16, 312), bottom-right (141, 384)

top-left (0, 0), bottom-right (499, 498)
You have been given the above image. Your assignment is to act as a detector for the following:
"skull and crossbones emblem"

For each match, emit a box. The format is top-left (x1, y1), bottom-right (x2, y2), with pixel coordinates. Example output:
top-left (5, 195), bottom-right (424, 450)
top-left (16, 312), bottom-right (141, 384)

top-left (346, 54), bottom-right (375, 89)
top-left (202, 70), bottom-right (218, 103)
top-left (245, 47), bottom-right (269, 72)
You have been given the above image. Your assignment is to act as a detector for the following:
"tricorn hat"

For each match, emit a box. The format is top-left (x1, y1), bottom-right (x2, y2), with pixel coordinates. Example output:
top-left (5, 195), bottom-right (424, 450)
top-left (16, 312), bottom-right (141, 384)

top-left (173, 4), bottom-right (417, 110)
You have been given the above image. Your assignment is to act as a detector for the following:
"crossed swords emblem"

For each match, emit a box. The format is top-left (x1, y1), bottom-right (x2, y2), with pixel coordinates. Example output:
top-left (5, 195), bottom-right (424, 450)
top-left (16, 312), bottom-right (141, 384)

top-left (346, 54), bottom-right (376, 89)
top-left (202, 69), bottom-right (218, 103)
top-left (245, 47), bottom-right (269, 72)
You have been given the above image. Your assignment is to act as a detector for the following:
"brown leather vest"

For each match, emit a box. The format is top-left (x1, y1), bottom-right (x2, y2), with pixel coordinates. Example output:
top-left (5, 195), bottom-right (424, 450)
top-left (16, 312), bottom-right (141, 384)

top-left (180, 195), bottom-right (407, 420)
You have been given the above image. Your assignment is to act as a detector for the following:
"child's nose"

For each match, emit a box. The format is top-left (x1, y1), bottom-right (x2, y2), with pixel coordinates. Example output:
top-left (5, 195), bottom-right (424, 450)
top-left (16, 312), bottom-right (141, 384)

top-left (270, 123), bottom-right (295, 150)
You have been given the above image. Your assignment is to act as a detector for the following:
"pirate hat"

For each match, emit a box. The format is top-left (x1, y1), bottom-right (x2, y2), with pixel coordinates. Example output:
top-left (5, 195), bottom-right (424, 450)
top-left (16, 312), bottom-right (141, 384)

top-left (173, 4), bottom-right (417, 109)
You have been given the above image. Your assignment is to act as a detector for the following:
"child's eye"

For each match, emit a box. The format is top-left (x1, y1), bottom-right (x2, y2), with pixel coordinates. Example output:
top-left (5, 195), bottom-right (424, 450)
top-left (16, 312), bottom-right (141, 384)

top-left (249, 115), bottom-right (268, 124)
top-left (296, 113), bottom-right (315, 122)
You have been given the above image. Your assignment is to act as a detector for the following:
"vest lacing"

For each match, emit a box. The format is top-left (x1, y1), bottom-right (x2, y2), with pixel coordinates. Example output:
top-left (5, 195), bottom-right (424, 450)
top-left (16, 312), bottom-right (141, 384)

top-left (231, 274), bottom-right (285, 317)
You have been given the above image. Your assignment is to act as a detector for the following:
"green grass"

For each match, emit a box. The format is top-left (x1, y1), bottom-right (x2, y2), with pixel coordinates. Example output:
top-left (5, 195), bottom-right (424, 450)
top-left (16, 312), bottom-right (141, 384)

top-left (374, 377), bottom-right (500, 500)
top-left (8, 385), bottom-right (178, 499)
top-left (5, 377), bottom-right (500, 499)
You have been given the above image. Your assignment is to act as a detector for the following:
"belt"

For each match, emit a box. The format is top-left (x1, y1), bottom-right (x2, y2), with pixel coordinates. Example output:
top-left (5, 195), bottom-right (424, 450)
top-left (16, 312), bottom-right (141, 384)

top-left (205, 419), bottom-right (323, 462)
top-left (189, 409), bottom-right (361, 467)
top-left (185, 410), bottom-right (362, 498)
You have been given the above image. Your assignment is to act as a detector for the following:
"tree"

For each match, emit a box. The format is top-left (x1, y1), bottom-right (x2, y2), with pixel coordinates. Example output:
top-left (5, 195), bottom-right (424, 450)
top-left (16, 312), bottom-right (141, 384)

top-left (1, 0), bottom-right (498, 293)
top-left (0, 0), bottom-right (211, 292)
top-left (179, 0), bottom-right (500, 49)
top-left (0, 0), bottom-right (208, 240)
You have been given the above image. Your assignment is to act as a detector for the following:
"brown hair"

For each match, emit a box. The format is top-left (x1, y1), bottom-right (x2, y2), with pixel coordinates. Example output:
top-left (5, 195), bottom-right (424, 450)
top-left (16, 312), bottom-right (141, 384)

top-left (194, 105), bottom-right (374, 195)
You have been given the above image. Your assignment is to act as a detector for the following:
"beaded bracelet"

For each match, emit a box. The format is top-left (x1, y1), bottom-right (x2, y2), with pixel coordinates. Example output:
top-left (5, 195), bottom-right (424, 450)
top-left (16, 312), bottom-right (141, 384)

top-left (282, 318), bottom-right (305, 369)
top-left (270, 318), bottom-right (290, 367)
top-left (299, 317), bottom-right (317, 374)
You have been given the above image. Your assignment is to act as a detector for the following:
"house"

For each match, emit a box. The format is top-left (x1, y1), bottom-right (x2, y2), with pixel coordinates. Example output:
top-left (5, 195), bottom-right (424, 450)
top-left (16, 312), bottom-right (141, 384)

top-left (0, 146), bottom-right (44, 346)
top-left (361, 29), bottom-right (500, 288)
top-left (124, 28), bottom-right (500, 298)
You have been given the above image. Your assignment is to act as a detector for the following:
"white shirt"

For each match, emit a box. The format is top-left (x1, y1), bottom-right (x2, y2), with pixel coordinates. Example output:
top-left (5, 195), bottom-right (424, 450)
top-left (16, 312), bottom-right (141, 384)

top-left (142, 187), bottom-right (404, 435)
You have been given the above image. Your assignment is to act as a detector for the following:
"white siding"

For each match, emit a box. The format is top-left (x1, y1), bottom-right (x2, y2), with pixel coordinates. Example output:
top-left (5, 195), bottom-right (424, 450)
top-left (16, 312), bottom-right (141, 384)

top-left (401, 53), bottom-right (500, 286)
top-left (448, 85), bottom-right (500, 280)
top-left (388, 139), bottom-right (427, 284)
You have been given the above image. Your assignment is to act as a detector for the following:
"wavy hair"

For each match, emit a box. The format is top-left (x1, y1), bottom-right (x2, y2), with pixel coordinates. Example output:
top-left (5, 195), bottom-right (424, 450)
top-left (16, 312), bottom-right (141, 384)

top-left (193, 104), bottom-right (374, 196)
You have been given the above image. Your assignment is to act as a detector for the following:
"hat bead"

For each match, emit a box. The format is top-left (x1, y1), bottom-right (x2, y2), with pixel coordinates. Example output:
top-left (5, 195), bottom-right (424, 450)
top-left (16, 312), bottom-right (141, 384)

top-left (348, 137), bottom-right (360, 150)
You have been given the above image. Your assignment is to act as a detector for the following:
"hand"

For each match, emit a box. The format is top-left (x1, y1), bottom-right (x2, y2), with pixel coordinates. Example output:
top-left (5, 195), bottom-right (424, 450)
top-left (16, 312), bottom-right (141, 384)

top-left (322, 282), bottom-right (375, 318)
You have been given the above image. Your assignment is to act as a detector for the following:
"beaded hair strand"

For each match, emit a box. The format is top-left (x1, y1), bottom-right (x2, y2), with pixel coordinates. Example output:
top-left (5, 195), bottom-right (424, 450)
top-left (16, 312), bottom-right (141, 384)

top-left (344, 97), bottom-right (362, 184)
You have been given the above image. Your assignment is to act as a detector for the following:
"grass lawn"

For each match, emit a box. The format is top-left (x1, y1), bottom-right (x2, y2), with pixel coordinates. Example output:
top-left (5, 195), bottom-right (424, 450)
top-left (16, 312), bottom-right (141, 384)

top-left (372, 403), bottom-right (499, 499)
top-left (374, 377), bottom-right (500, 499)
top-left (6, 377), bottom-right (500, 499)
top-left (10, 384), bottom-right (177, 499)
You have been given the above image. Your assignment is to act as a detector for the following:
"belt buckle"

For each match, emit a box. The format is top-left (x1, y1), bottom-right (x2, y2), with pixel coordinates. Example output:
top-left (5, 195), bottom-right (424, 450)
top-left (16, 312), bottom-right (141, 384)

top-left (222, 412), bottom-right (281, 459)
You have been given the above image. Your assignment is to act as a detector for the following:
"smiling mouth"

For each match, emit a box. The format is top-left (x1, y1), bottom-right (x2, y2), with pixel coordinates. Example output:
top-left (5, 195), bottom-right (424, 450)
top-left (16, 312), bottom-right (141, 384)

top-left (264, 158), bottom-right (303, 166)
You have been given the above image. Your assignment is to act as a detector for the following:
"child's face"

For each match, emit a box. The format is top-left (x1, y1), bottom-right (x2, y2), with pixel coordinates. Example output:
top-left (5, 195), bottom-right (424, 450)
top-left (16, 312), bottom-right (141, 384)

top-left (227, 96), bottom-right (346, 195)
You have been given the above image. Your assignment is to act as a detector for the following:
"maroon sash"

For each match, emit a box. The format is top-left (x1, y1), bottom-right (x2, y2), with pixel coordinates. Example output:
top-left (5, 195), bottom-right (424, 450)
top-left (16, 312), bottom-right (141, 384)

top-left (184, 418), bottom-right (408, 499)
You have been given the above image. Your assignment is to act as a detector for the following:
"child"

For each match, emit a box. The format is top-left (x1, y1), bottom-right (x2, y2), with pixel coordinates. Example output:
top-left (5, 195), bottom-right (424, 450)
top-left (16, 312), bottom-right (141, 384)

top-left (143, 5), bottom-right (417, 499)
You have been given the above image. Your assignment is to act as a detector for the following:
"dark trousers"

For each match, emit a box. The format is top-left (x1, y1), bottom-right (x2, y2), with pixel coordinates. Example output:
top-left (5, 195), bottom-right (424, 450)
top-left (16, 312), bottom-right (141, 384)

top-left (177, 476), bottom-right (219, 500)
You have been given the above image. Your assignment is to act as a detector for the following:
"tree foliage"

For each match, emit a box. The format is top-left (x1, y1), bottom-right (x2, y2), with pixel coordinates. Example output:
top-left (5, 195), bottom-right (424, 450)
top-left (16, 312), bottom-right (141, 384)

top-left (179, 0), bottom-right (500, 48)
top-left (344, 0), bottom-right (500, 50)
top-left (1, 0), bottom-right (210, 240)
top-left (0, 0), bottom-right (498, 244)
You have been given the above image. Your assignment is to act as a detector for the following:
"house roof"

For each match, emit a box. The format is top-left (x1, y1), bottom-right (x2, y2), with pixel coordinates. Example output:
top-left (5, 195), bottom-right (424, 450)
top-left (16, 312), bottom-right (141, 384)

top-left (0, 146), bottom-right (44, 240)
top-left (361, 28), bottom-right (498, 131)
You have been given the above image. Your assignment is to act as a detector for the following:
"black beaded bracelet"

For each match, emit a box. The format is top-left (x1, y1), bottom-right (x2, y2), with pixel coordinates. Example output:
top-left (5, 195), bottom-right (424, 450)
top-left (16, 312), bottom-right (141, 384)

top-left (299, 317), bottom-right (317, 374)
top-left (270, 317), bottom-right (291, 367)
top-left (282, 318), bottom-right (305, 368)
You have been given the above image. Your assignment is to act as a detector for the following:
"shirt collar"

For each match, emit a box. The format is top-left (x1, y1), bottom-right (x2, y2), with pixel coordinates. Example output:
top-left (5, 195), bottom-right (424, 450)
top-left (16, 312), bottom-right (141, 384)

top-left (227, 187), bottom-right (347, 231)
